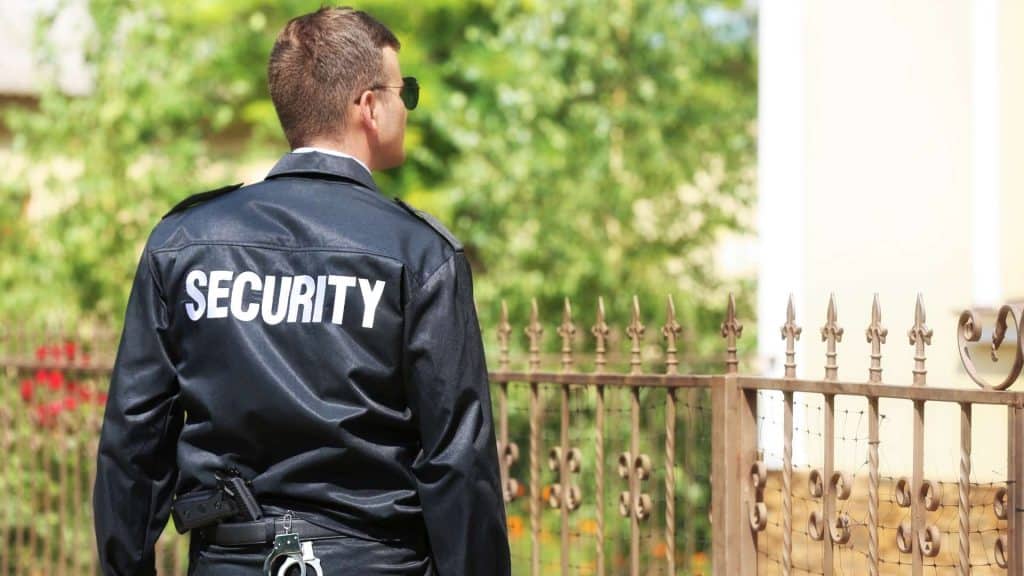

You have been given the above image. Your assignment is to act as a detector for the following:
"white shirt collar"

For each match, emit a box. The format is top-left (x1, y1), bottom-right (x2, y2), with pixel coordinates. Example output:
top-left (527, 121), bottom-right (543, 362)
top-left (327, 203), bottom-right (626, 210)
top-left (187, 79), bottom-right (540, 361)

top-left (292, 147), bottom-right (372, 176)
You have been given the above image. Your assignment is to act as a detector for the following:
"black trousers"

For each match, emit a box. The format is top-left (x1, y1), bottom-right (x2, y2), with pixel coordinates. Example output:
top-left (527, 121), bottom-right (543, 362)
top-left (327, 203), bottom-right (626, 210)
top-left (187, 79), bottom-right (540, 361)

top-left (187, 532), bottom-right (435, 576)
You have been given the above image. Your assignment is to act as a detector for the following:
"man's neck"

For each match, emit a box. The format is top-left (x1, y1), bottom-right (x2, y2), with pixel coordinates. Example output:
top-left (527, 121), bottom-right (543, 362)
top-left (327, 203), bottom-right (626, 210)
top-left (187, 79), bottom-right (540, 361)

top-left (292, 142), bottom-right (372, 175)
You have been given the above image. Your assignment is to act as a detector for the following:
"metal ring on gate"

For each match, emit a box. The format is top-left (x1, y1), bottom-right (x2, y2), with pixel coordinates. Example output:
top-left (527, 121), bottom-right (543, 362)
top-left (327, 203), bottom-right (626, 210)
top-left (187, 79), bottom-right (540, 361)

top-left (618, 491), bottom-right (632, 518)
top-left (918, 479), bottom-right (939, 512)
top-left (895, 477), bottom-right (912, 508)
top-left (808, 469), bottom-right (824, 498)
top-left (807, 510), bottom-right (825, 541)
top-left (548, 447), bottom-right (562, 472)
top-left (896, 521), bottom-right (913, 554)
top-left (995, 486), bottom-right (1008, 520)
top-left (618, 453), bottom-right (632, 479)
top-left (918, 524), bottom-right (941, 558)
top-left (748, 501), bottom-right (767, 532)
top-left (548, 483), bottom-right (562, 509)
top-left (565, 484), bottom-right (582, 511)
top-left (635, 493), bottom-right (653, 521)
top-left (503, 442), bottom-right (519, 466)
top-left (995, 534), bottom-right (1009, 568)
top-left (567, 448), bottom-right (582, 473)
top-left (957, 306), bottom-right (1024, 391)
top-left (830, 513), bottom-right (851, 545)
top-left (505, 478), bottom-right (519, 502)
top-left (634, 454), bottom-right (652, 481)
top-left (831, 471), bottom-right (853, 501)
top-left (750, 461), bottom-right (767, 493)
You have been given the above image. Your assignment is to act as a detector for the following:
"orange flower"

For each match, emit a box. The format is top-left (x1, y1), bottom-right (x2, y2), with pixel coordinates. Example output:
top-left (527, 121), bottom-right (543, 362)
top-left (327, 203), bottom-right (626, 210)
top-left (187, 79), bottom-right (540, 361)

top-left (507, 515), bottom-right (524, 540)
top-left (651, 540), bottom-right (667, 558)
top-left (579, 519), bottom-right (598, 535)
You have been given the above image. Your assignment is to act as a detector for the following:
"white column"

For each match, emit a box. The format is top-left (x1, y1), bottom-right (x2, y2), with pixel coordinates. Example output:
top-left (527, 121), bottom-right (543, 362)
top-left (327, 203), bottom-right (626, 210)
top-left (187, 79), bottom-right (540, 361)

top-left (757, 0), bottom-right (807, 468)
top-left (971, 0), bottom-right (1001, 307)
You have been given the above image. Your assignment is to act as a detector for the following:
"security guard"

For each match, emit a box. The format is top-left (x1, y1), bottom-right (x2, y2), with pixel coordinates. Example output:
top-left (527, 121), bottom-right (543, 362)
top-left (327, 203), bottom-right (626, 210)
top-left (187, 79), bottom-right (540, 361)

top-left (93, 7), bottom-right (510, 576)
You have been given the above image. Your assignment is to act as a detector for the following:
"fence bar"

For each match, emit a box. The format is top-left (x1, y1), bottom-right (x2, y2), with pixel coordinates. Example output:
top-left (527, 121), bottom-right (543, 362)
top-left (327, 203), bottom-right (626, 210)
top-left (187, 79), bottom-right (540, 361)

top-left (526, 299), bottom-right (542, 576)
top-left (781, 294), bottom-right (800, 576)
top-left (868, 397), bottom-right (880, 576)
top-left (958, 403), bottom-right (971, 576)
top-left (497, 302), bottom-right (512, 506)
top-left (1011, 406), bottom-right (1024, 576)
top-left (595, 385), bottom-right (605, 576)
top-left (911, 399), bottom-right (924, 576)
top-left (558, 299), bottom-right (574, 576)
top-left (683, 387), bottom-right (696, 575)
top-left (866, 295), bottom-right (884, 576)
top-left (823, 394), bottom-right (835, 575)
top-left (627, 296), bottom-right (645, 576)
top-left (630, 386), bottom-right (641, 576)
top-left (592, 298), bottom-right (609, 576)
top-left (821, 295), bottom-right (841, 576)
top-left (783, 391), bottom-right (793, 576)
top-left (663, 295), bottom-right (680, 576)
top-left (560, 383), bottom-right (570, 576)
top-left (909, 295), bottom-right (930, 576)
top-left (529, 380), bottom-right (540, 576)
top-left (1, 407), bottom-right (9, 576)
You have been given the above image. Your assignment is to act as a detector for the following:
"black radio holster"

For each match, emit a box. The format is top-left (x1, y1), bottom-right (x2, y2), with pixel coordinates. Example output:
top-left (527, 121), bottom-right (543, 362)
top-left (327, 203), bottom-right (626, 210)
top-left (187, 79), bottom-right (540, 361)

top-left (170, 471), bottom-right (262, 534)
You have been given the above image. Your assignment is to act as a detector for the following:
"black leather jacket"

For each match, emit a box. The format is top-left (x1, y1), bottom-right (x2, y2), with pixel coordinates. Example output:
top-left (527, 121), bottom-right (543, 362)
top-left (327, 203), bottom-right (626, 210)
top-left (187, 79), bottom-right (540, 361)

top-left (93, 151), bottom-right (510, 575)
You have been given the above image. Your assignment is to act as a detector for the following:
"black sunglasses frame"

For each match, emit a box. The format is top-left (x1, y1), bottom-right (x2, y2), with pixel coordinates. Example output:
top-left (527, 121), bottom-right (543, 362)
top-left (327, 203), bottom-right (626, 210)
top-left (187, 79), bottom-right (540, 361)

top-left (354, 77), bottom-right (419, 110)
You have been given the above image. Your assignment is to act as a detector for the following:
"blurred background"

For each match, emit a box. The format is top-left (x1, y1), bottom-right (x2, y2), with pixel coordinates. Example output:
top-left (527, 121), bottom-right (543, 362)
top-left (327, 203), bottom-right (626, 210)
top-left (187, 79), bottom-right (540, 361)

top-left (2, 0), bottom-right (1022, 574)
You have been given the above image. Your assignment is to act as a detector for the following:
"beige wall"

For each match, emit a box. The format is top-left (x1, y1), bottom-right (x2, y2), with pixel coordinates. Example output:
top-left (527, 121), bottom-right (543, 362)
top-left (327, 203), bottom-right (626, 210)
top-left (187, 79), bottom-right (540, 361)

top-left (1000, 0), bottom-right (1024, 300)
top-left (760, 0), bottom-right (1019, 480)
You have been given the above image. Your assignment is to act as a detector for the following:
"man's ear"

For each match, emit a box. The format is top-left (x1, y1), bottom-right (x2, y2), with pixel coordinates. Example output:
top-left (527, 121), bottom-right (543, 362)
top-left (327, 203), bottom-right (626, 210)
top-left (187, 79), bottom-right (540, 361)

top-left (357, 90), bottom-right (379, 132)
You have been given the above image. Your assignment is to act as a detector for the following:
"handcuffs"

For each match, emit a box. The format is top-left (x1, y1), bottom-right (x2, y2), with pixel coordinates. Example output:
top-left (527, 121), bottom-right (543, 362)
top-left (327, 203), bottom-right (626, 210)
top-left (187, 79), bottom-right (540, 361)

top-left (262, 512), bottom-right (325, 576)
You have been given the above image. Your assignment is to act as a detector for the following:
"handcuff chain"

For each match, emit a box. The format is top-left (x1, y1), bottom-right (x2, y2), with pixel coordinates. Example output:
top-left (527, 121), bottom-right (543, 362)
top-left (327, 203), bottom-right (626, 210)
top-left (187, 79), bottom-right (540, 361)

top-left (282, 511), bottom-right (293, 534)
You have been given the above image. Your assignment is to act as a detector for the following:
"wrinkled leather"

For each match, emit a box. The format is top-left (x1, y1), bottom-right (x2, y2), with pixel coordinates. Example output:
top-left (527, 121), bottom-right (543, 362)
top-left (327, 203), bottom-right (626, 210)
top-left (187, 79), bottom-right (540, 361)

top-left (93, 152), bottom-right (510, 576)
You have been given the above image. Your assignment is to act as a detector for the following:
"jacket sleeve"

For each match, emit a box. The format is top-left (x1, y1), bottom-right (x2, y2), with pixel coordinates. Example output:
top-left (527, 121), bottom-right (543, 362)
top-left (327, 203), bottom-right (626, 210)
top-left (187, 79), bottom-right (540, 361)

top-left (403, 252), bottom-right (511, 576)
top-left (93, 247), bottom-right (183, 576)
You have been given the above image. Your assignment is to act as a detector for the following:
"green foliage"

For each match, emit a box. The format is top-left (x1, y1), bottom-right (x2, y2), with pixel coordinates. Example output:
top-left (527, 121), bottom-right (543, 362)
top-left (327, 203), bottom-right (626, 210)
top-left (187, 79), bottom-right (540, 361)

top-left (0, 3), bottom-right (754, 567)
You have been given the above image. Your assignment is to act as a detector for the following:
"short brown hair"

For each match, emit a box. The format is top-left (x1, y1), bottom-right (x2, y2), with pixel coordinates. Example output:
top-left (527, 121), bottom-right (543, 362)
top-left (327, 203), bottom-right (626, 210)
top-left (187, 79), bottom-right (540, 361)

top-left (268, 7), bottom-right (400, 148)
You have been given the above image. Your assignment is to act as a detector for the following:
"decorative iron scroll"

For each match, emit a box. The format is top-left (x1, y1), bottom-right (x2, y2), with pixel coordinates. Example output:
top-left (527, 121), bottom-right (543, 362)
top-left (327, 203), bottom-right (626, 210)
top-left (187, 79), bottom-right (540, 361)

top-left (958, 303), bottom-right (1024, 390)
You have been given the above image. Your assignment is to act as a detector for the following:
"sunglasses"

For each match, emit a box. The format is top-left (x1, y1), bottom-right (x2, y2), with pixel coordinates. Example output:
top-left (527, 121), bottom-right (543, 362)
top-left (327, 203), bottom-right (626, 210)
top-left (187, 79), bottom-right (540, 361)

top-left (356, 76), bottom-right (419, 110)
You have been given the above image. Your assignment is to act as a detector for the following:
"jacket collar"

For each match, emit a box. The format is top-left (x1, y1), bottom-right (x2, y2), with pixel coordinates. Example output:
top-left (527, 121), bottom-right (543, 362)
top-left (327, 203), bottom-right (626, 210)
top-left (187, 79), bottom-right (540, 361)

top-left (265, 151), bottom-right (378, 192)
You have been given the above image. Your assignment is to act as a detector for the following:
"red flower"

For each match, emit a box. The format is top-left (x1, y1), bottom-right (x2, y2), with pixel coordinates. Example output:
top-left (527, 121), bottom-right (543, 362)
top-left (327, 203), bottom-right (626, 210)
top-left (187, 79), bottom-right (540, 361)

top-left (20, 379), bottom-right (34, 403)
top-left (35, 346), bottom-right (47, 361)
top-left (46, 371), bottom-right (64, 391)
top-left (64, 341), bottom-right (77, 362)
top-left (33, 401), bottom-right (62, 427)
top-left (96, 392), bottom-right (109, 406)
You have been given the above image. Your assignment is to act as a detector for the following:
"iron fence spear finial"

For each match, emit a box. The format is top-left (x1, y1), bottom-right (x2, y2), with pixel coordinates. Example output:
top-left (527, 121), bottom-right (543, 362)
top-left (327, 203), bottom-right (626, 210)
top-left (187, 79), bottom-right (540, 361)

top-left (662, 295), bottom-right (681, 375)
top-left (627, 295), bottom-right (645, 375)
top-left (908, 293), bottom-right (932, 387)
top-left (781, 294), bottom-right (802, 379)
top-left (558, 298), bottom-right (576, 372)
top-left (821, 293), bottom-right (843, 381)
top-left (721, 293), bottom-right (742, 374)
top-left (866, 294), bottom-right (887, 384)
top-left (526, 298), bottom-right (543, 372)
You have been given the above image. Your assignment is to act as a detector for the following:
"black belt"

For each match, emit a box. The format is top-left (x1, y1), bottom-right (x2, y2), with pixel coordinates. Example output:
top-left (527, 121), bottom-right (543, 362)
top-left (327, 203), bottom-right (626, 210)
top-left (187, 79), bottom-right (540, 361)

top-left (199, 517), bottom-right (345, 546)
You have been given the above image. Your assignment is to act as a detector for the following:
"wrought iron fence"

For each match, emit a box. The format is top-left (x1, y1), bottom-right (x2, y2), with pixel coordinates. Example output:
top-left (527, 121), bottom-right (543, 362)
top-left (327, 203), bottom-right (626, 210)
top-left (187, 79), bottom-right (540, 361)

top-left (2, 294), bottom-right (1024, 576)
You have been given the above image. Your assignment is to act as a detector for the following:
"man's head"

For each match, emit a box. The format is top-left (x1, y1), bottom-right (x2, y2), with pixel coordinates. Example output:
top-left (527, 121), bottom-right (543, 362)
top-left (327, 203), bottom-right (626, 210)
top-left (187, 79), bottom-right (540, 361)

top-left (268, 7), bottom-right (410, 170)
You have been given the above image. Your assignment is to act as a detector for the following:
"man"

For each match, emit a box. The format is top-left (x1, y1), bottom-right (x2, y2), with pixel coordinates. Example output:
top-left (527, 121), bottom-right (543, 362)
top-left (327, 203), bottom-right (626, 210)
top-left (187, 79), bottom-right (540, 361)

top-left (93, 7), bottom-right (510, 576)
